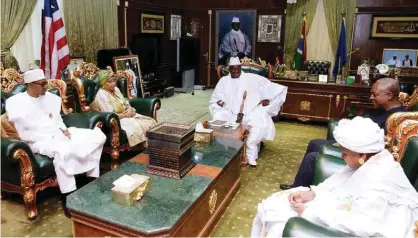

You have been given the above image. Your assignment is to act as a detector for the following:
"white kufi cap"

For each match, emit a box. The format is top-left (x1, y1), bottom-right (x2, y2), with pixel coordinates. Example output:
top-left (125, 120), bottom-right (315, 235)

top-left (232, 17), bottom-right (240, 23)
top-left (228, 57), bottom-right (241, 66)
top-left (23, 69), bottom-right (45, 83)
top-left (333, 117), bottom-right (385, 154)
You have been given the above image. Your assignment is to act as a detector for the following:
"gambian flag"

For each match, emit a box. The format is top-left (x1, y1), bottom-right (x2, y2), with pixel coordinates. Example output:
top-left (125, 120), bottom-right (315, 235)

top-left (294, 17), bottom-right (306, 70)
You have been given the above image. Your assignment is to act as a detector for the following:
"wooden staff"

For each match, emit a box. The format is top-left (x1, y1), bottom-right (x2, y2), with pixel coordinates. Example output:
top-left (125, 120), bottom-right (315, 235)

top-left (236, 90), bottom-right (247, 123)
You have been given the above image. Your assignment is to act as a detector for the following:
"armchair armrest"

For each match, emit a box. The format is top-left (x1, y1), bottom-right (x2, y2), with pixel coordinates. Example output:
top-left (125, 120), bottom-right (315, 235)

top-left (283, 217), bottom-right (352, 237)
top-left (1, 138), bottom-right (39, 186)
top-left (319, 144), bottom-right (342, 158)
top-left (326, 118), bottom-right (340, 140)
top-left (313, 154), bottom-right (346, 185)
top-left (129, 97), bottom-right (161, 120)
top-left (62, 111), bottom-right (117, 129)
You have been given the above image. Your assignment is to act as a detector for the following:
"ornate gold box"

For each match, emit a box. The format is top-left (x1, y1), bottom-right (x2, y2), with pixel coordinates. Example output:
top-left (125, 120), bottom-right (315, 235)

top-left (111, 174), bottom-right (150, 207)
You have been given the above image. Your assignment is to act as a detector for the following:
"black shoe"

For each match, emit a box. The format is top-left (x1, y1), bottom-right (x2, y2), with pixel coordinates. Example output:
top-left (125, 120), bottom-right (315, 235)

top-left (279, 184), bottom-right (293, 190)
top-left (60, 192), bottom-right (73, 218)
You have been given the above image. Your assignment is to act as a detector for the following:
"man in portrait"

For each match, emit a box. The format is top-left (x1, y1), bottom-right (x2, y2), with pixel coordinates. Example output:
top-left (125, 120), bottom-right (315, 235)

top-left (218, 17), bottom-right (252, 65)
top-left (385, 54), bottom-right (401, 67)
top-left (402, 54), bottom-right (413, 67)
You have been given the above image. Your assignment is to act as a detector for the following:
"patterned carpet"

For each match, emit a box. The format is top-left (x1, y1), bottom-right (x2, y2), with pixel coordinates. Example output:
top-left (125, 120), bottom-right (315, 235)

top-left (1, 90), bottom-right (326, 237)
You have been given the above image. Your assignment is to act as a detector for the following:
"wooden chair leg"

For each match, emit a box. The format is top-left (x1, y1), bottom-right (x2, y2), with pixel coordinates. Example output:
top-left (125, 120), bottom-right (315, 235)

top-left (23, 186), bottom-right (38, 220)
top-left (111, 147), bottom-right (120, 170)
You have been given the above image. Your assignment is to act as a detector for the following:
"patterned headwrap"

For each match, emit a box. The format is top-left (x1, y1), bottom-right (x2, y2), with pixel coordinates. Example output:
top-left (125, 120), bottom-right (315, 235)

top-left (98, 70), bottom-right (114, 87)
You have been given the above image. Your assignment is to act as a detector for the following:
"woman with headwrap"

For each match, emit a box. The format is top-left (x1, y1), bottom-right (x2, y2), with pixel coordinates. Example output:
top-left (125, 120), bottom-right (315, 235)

top-left (251, 117), bottom-right (418, 237)
top-left (91, 70), bottom-right (157, 147)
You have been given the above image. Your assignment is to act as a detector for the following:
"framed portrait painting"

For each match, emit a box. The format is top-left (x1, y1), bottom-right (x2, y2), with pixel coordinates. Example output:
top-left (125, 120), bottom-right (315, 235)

top-left (170, 15), bottom-right (182, 40)
top-left (382, 48), bottom-right (418, 67)
top-left (215, 10), bottom-right (257, 67)
top-left (141, 13), bottom-right (164, 34)
top-left (258, 15), bottom-right (282, 43)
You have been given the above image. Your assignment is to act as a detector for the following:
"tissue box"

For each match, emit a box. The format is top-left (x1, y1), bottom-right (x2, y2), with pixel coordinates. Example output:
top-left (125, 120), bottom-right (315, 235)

top-left (194, 131), bottom-right (213, 143)
top-left (111, 174), bottom-right (150, 206)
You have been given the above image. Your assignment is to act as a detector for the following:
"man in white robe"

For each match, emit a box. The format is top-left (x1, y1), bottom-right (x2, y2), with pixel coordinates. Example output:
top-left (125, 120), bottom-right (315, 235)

top-left (210, 57), bottom-right (288, 166)
top-left (251, 117), bottom-right (418, 237)
top-left (5, 69), bottom-right (106, 216)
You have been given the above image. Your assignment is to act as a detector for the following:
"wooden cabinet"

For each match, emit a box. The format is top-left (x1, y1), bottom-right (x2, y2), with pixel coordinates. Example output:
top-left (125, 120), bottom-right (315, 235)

top-left (272, 79), bottom-right (372, 122)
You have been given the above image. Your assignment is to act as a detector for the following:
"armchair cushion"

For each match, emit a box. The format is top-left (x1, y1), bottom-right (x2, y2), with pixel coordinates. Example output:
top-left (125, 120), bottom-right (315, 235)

top-left (400, 136), bottom-right (418, 187)
top-left (326, 118), bottom-right (339, 140)
top-left (319, 144), bottom-right (342, 158)
top-left (304, 60), bottom-right (331, 75)
top-left (1, 114), bottom-right (20, 140)
top-left (116, 76), bottom-right (129, 98)
top-left (34, 154), bottom-right (55, 182)
top-left (283, 217), bottom-right (352, 237)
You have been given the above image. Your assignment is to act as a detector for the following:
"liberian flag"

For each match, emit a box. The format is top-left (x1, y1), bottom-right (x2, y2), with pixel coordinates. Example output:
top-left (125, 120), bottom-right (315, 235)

top-left (41, 0), bottom-right (70, 79)
top-left (294, 17), bottom-right (306, 70)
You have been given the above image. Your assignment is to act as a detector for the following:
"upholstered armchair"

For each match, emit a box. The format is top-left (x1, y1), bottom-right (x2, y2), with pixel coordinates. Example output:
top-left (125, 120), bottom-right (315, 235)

top-left (283, 115), bottom-right (418, 236)
top-left (0, 75), bottom-right (117, 220)
top-left (216, 57), bottom-right (273, 79)
top-left (71, 63), bottom-right (161, 162)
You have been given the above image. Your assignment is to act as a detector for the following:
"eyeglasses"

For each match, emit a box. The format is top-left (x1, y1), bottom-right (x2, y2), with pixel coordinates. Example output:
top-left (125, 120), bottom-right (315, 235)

top-left (31, 82), bottom-right (48, 87)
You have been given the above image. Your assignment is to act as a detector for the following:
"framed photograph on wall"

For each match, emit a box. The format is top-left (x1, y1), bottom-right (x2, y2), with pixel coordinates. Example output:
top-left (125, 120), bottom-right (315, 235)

top-left (257, 15), bottom-right (282, 43)
top-left (170, 15), bottom-right (182, 40)
top-left (371, 16), bottom-right (418, 39)
top-left (68, 56), bottom-right (85, 70)
top-left (141, 13), bottom-right (164, 34)
top-left (382, 49), bottom-right (418, 67)
top-left (215, 10), bottom-right (257, 67)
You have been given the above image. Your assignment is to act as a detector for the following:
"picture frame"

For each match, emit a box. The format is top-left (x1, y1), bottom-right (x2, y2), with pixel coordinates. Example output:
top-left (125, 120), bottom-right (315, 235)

top-left (170, 14), bottom-right (182, 40)
top-left (360, 57), bottom-right (370, 65)
top-left (382, 48), bottom-right (418, 67)
top-left (371, 16), bottom-right (418, 39)
top-left (113, 55), bottom-right (145, 98)
top-left (141, 13), bottom-right (164, 34)
top-left (257, 15), bottom-right (282, 43)
top-left (68, 56), bottom-right (86, 70)
top-left (215, 10), bottom-right (257, 67)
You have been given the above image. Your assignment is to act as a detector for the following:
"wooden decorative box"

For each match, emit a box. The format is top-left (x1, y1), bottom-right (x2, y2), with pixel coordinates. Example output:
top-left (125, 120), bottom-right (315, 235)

top-left (111, 174), bottom-right (150, 207)
top-left (146, 123), bottom-right (196, 179)
top-left (194, 130), bottom-right (214, 143)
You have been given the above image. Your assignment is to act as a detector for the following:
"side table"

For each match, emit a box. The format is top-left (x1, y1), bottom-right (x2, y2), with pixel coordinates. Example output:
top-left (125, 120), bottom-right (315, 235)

top-left (208, 124), bottom-right (251, 167)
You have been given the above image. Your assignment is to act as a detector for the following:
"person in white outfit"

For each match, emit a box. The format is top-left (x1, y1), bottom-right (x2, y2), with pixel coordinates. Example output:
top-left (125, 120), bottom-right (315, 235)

top-left (251, 117), bottom-right (418, 237)
top-left (209, 57), bottom-right (288, 166)
top-left (5, 69), bottom-right (106, 217)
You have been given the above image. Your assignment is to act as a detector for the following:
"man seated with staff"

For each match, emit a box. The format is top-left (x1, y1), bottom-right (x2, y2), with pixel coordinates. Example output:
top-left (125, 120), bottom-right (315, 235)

top-left (209, 57), bottom-right (288, 166)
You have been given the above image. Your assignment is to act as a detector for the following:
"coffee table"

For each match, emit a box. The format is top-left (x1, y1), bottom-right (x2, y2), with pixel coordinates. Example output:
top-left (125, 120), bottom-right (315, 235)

top-left (208, 124), bottom-right (251, 167)
top-left (67, 137), bottom-right (243, 237)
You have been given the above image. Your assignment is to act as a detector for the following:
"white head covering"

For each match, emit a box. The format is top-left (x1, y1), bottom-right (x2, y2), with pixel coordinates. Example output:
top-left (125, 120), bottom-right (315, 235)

top-left (23, 69), bottom-right (45, 83)
top-left (232, 17), bottom-right (240, 23)
top-left (228, 57), bottom-right (241, 66)
top-left (333, 116), bottom-right (385, 154)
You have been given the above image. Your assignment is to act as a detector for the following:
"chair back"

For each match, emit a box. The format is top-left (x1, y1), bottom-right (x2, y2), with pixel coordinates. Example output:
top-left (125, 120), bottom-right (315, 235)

top-left (400, 87), bottom-right (418, 111)
top-left (216, 57), bottom-right (272, 80)
top-left (304, 60), bottom-right (330, 75)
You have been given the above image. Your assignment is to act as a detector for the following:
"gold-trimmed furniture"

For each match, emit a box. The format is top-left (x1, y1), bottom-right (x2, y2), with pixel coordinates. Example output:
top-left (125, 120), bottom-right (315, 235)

top-left (216, 57), bottom-right (273, 80)
top-left (1, 78), bottom-right (119, 220)
top-left (71, 63), bottom-right (161, 162)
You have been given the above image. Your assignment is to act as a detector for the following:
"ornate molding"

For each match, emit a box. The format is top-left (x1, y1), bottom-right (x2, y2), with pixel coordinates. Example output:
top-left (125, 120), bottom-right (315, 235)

top-left (300, 101), bottom-right (310, 111)
top-left (73, 62), bottom-right (99, 80)
top-left (109, 118), bottom-right (120, 169)
top-left (116, 70), bottom-right (136, 99)
top-left (71, 74), bottom-right (91, 112)
top-left (47, 79), bottom-right (73, 114)
top-left (385, 112), bottom-right (418, 150)
top-left (392, 120), bottom-right (418, 162)
top-left (208, 189), bottom-right (217, 215)
top-left (1, 68), bottom-right (24, 92)
top-left (399, 87), bottom-right (418, 109)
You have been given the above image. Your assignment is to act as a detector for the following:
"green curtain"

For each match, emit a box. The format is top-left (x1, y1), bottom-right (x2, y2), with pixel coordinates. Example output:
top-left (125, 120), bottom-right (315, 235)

top-left (284, 0), bottom-right (318, 69)
top-left (1, 0), bottom-right (37, 70)
top-left (64, 0), bottom-right (119, 64)
top-left (323, 0), bottom-right (356, 57)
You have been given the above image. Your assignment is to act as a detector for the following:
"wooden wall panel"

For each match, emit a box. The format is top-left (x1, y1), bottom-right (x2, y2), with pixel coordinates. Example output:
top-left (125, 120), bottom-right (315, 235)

top-left (350, 0), bottom-right (418, 70)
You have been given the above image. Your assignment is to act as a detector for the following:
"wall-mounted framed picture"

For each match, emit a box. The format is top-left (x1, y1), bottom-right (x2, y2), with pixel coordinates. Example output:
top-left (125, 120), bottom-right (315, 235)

top-left (382, 48), bottom-right (418, 67)
top-left (215, 10), bottom-right (257, 67)
top-left (371, 16), bottom-right (418, 39)
top-left (68, 56), bottom-right (86, 70)
top-left (257, 15), bottom-right (282, 43)
top-left (170, 14), bottom-right (182, 40)
top-left (141, 13), bottom-right (164, 34)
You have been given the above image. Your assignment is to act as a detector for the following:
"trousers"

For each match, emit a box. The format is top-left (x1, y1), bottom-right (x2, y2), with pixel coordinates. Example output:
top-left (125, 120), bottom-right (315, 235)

top-left (292, 139), bottom-right (335, 187)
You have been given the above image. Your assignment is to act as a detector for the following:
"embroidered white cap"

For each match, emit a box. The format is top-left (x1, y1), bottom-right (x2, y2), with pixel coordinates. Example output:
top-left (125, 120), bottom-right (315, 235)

top-left (228, 57), bottom-right (241, 66)
top-left (232, 17), bottom-right (240, 23)
top-left (23, 69), bottom-right (46, 84)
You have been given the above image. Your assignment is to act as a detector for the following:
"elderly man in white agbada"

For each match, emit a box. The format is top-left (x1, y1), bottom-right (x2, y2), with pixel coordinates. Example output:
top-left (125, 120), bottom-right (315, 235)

top-left (210, 57), bottom-right (288, 166)
top-left (5, 69), bottom-right (106, 216)
top-left (251, 117), bottom-right (418, 237)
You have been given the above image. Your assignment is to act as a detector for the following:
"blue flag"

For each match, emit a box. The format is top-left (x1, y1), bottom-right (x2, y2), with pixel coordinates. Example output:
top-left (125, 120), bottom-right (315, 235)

top-left (333, 17), bottom-right (347, 76)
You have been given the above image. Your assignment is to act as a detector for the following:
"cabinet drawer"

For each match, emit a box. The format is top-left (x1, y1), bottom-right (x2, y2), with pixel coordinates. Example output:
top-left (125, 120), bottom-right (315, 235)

top-left (281, 92), bottom-right (333, 121)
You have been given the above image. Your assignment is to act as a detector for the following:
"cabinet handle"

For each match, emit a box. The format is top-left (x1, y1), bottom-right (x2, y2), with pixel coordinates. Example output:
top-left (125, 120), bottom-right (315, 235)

top-left (336, 95), bottom-right (340, 107)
